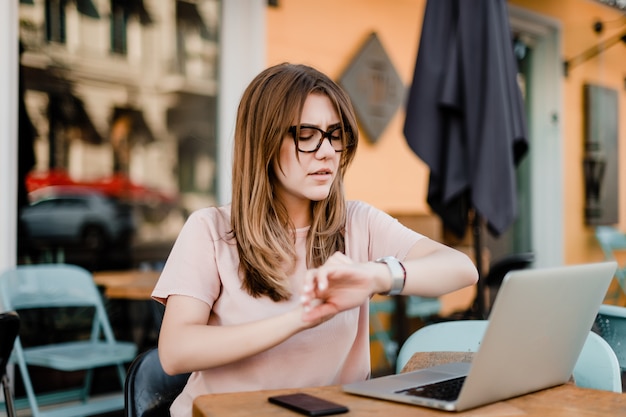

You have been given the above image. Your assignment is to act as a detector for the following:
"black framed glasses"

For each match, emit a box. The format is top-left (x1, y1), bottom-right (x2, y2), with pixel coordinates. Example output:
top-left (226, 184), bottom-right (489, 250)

top-left (288, 125), bottom-right (352, 153)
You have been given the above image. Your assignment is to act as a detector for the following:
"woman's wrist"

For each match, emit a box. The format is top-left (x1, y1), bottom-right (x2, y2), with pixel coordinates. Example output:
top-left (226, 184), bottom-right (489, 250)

top-left (369, 262), bottom-right (391, 294)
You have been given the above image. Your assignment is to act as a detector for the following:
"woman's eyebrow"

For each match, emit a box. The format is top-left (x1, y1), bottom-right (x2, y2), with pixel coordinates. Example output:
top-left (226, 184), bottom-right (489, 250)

top-left (298, 122), bottom-right (342, 129)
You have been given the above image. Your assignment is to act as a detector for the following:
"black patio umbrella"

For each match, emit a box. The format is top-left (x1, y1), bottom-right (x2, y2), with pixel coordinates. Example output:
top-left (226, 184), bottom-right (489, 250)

top-left (404, 0), bottom-right (529, 317)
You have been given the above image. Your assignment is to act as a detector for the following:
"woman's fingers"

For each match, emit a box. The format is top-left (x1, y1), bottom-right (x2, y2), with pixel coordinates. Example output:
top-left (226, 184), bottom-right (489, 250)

top-left (301, 252), bottom-right (370, 321)
top-left (302, 252), bottom-right (348, 297)
top-left (301, 301), bottom-right (337, 323)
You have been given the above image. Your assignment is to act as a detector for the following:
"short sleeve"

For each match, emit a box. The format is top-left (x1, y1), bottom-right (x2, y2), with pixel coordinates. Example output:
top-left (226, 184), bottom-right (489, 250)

top-left (345, 201), bottom-right (424, 262)
top-left (151, 208), bottom-right (229, 307)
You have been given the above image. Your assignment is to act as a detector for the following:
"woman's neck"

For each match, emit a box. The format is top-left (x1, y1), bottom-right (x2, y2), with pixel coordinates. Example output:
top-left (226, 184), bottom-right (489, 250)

top-left (282, 199), bottom-right (312, 229)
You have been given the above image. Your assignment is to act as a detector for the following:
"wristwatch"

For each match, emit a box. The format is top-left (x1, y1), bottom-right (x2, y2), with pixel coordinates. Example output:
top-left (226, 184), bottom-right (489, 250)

top-left (375, 256), bottom-right (406, 296)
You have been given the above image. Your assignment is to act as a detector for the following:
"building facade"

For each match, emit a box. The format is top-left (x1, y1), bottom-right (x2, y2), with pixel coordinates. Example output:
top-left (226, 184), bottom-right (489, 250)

top-left (18, 0), bottom-right (220, 245)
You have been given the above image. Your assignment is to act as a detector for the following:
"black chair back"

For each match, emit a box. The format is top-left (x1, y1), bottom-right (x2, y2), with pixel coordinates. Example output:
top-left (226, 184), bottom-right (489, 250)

top-left (440, 252), bottom-right (535, 321)
top-left (0, 311), bottom-right (20, 417)
top-left (484, 252), bottom-right (535, 314)
top-left (125, 347), bottom-right (191, 417)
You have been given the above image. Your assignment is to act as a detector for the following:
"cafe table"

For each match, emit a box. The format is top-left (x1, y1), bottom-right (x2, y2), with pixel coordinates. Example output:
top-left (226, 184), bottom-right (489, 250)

top-left (92, 269), bottom-right (161, 301)
top-left (92, 269), bottom-right (162, 349)
top-left (192, 352), bottom-right (626, 417)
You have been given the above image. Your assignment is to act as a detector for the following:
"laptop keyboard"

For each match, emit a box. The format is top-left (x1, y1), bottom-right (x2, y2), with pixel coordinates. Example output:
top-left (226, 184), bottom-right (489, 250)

top-left (395, 376), bottom-right (466, 402)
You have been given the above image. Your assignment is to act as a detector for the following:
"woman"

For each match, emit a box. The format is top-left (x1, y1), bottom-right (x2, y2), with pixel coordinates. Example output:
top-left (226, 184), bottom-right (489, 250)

top-left (153, 63), bottom-right (478, 416)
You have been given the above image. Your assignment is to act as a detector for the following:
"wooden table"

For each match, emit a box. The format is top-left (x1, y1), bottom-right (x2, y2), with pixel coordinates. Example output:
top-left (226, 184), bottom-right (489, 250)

top-left (93, 269), bottom-right (162, 350)
top-left (192, 352), bottom-right (626, 417)
top-left (93, 269), bottom-right (160, 300)
top-left (193, 383), bottom-right (625, 416)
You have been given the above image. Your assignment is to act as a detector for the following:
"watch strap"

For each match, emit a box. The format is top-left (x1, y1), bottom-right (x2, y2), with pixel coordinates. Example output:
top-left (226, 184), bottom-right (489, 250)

top-left (375, 256), bottom-right (406, 296)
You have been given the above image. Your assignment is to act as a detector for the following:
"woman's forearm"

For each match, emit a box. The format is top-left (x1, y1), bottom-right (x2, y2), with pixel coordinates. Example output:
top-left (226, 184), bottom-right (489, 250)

top-left (400, 239), bottom-right (479, 297)
top-left (158, 296), bottom-right (310, 375)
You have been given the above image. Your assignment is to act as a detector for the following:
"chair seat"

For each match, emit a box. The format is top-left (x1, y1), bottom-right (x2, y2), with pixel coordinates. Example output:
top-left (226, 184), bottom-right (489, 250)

top-left (23, 341), bottom-right (137, 371)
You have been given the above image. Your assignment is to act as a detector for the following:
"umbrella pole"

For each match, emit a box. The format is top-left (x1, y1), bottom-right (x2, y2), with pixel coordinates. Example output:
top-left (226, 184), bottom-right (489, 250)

top-left (472, 212), bottom-right (486, 319)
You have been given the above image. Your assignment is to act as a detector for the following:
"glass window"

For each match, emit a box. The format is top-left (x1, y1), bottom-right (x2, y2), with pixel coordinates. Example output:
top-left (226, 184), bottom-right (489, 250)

top-left (110, 0), bottom-right (127, 54)
top-left (19, 0), bottom-right (221, 270)
top-left (45, 0), bottom-right (66, 43)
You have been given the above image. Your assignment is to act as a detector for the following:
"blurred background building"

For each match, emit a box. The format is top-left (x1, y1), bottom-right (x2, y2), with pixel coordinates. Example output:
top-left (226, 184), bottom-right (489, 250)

top-left (16, 0), bottom-right (221, 266)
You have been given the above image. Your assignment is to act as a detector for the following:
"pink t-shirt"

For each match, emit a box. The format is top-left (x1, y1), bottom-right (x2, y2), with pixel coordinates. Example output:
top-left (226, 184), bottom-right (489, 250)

top-left (152, 200), bottom-right (423, 416)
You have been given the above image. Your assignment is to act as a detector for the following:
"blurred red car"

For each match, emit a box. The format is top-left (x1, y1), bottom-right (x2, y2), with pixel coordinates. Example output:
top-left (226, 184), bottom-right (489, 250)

top-left (26, 169), bottom-right (178, 223)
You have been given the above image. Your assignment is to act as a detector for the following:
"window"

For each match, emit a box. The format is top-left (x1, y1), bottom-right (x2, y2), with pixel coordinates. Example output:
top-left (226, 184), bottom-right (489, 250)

top-left (45, 0), bottom-right (66, 43)
top-left (175, 0), bottom-right (218, 77)
top-left (110, 0), bottom-right (128, 54)
top-left (178, 135), bottom-right (215, 194)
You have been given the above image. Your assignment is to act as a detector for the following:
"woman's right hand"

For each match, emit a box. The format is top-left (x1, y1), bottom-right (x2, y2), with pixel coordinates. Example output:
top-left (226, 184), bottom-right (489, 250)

top-left (299, 252), bottom-right (379, 324)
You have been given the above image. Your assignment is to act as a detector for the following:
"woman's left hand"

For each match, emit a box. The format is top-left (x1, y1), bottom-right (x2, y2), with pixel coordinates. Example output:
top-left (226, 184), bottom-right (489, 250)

top-left (301, 252), bottom-right (376, 322)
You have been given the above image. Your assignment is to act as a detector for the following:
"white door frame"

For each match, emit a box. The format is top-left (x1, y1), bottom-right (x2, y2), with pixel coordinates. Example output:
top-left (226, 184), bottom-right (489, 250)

top-left (217, 0), bottom-right (266, 205)
top-left (509, 5), bottom-right (564, 268)
top-left (0, 0), bottom-right (18, 275)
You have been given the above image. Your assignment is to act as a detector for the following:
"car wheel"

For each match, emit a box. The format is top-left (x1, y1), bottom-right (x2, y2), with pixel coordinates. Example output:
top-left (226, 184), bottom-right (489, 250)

top-left (82, 225), bottom-right (107, 251)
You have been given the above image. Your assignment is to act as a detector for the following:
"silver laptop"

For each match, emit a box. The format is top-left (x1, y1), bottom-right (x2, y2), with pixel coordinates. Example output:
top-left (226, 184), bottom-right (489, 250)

top-left (343, 261), bottom-right (617, 411)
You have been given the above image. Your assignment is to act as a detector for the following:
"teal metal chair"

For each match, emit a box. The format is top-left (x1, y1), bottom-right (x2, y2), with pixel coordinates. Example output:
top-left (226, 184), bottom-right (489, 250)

top-left (595, 226), bottom-right (626, 300)
top-left (395, 320), bottom-right (487, 373)
top-left (0, 311), bottom-right (20, 417)
top-left (396, 320), bottom-right (622, 392)
top-left (0, 264), bottom-right (138, 417)
top-left (595, 303), bottom-right (626, 373)
top-left (574, 331), bottom-right (622, 392)
top-left (370, 296), bottom-right (441, 368)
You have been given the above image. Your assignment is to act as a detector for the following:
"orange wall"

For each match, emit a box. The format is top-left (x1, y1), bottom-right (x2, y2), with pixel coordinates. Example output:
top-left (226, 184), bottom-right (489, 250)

top-left (267, 0), bottom-right (430, 215)
top-left (267, 0), bottom-right (626, 266)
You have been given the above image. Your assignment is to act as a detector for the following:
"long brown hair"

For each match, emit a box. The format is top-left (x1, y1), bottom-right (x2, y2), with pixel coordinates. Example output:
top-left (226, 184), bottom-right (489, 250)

top-left (231, 63), bottom-right (359, 301)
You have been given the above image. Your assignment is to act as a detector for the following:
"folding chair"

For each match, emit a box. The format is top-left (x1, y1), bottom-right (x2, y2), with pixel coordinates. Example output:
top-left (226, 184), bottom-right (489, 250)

top-left (0, 311), bottom-right (20, 417)
top-left (124, 347), bottom-right (190, 417)
top-left (0, 264), bottom-right (138, 417)
top-left (396, 320), bottom-right (622, 392)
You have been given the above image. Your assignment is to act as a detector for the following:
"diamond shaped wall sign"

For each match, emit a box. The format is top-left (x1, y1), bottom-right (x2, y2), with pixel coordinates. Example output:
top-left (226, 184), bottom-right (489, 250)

top-left (339, 32), bottom-right (405, 144)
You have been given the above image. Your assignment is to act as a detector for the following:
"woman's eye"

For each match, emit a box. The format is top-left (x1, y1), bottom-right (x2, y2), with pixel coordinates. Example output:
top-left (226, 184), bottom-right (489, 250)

top-left (329, 129), bottom-right (342, 140)
top-left (298, 128), bottom-right (317, 140)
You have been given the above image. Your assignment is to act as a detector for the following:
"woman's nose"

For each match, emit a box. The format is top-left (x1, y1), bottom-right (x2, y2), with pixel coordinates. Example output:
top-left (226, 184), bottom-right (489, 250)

top-left (315, 137), bottom-right (336, 158)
